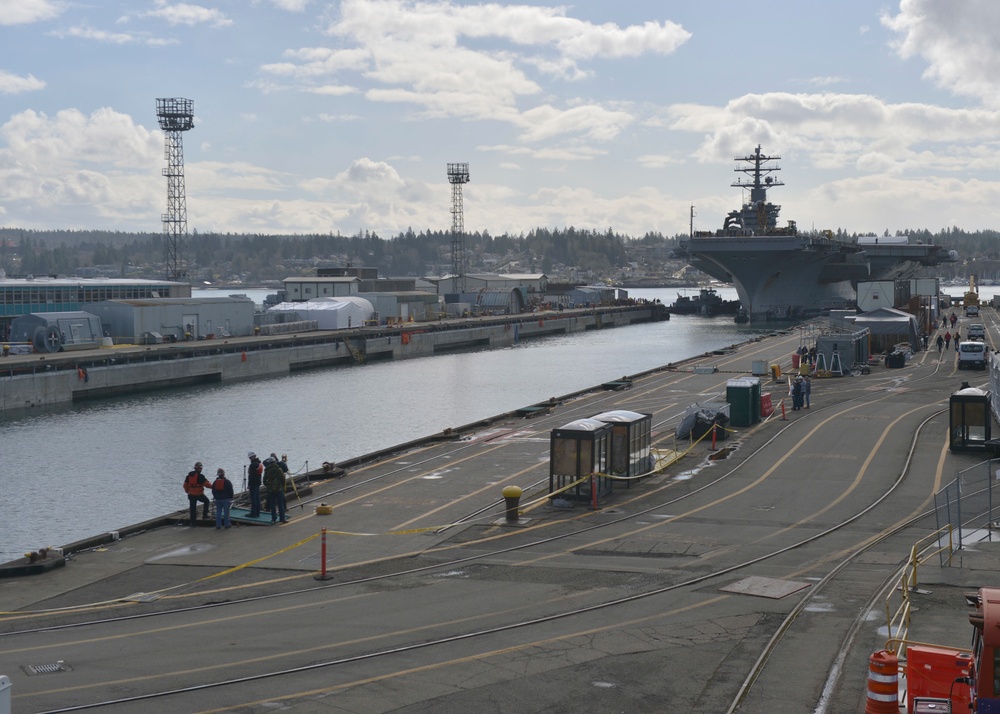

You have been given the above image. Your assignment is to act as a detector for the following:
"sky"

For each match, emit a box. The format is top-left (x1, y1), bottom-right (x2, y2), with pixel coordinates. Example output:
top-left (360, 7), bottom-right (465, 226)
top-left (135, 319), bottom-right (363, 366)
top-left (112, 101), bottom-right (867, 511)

top-left (2, 0), bottom-right (1000, 240)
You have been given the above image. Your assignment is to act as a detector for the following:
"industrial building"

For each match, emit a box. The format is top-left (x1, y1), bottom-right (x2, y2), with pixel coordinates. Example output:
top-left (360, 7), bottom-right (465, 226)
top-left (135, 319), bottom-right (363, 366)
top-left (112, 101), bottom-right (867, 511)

top-left (87, 296), bottom-right (255, 343)
top-left (0, 276), bottom-right (190, 340)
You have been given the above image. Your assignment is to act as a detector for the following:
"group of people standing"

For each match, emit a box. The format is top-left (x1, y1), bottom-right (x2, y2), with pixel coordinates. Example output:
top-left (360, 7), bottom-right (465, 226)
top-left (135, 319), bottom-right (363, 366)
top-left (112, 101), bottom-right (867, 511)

top-left (246, 451), bottom-right (291, 524)
top-left (183, 462), bottom-right (236, 528)
top-left (183, 450), bottom-right (290, 528)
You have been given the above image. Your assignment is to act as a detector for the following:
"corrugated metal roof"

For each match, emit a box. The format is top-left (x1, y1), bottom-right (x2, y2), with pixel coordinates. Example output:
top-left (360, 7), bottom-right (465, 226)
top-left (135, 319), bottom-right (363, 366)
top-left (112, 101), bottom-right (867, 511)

top-left (0, 277), bottom-right (185, 287)
top-left (103, 297), bottom-right (252, 307)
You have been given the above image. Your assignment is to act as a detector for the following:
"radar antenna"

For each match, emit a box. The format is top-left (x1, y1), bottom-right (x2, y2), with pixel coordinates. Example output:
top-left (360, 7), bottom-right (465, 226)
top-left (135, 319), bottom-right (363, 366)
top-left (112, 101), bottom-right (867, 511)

top-left (732, 144), bottom-right (783, 204)
top-left (447, 163), bottom-right (470, 294)
top-left (156, 98), bottom-right (195, 282)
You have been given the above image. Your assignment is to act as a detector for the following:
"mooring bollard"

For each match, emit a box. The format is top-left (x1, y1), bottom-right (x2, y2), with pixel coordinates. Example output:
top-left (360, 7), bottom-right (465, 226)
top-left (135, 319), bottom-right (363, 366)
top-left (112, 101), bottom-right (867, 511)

top-left (314, 527), bottom-right (333, 581)
top-left (502, 485), bottom-right (522, 523)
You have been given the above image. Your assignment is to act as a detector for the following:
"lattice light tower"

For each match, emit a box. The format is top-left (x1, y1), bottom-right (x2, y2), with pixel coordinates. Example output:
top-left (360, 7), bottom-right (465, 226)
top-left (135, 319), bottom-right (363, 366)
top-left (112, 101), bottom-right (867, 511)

top-left (156, 98), bottom-right (195, 282)
top-left (447, 163), bottom-right (470, 293)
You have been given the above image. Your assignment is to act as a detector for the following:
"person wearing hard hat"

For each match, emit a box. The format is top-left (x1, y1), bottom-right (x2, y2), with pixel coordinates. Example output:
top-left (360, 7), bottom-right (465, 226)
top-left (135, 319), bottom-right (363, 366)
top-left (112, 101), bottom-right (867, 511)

top-left (183, 461), bottom-right (212, 526)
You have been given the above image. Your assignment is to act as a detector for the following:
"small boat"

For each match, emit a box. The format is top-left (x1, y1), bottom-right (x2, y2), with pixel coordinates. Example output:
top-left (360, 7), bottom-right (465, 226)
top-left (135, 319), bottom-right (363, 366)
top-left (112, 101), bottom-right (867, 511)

top-left (733, 308), bottom-right (749, 324)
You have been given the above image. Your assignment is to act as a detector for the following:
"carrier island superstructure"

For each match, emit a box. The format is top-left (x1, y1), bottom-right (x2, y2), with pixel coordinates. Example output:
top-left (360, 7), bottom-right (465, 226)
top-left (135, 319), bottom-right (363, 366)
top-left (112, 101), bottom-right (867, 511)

top-left (676, 146), bottom-right (957, 321)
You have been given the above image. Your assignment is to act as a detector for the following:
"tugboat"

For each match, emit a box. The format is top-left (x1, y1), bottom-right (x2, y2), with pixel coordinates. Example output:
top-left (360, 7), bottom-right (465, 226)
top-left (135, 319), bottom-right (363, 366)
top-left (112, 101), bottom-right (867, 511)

top-left (733, 307), bottom-right (749, 324)
top-left (669, 287), bottom-right (741, 317)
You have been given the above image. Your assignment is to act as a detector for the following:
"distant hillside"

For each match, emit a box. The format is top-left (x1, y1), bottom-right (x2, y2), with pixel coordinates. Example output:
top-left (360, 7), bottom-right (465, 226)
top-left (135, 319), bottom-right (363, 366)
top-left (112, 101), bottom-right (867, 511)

top-left (0, 225), bottom-right (996, 284)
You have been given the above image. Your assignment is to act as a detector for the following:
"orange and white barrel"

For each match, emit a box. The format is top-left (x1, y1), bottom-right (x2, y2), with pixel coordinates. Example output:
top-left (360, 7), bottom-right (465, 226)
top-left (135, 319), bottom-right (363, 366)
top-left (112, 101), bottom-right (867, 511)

top-left (865, 649), bottom-right (899, 714)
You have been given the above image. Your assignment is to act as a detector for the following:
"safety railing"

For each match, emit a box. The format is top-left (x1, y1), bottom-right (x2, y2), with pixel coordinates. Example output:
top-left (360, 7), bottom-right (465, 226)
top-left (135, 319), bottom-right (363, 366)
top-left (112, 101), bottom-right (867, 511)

top-left (883, 524), bottom-right (954, 657)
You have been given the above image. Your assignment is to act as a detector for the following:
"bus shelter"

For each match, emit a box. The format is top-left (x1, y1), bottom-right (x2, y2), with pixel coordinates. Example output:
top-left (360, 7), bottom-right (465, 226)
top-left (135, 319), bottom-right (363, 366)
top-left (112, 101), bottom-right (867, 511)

top-left (591, 410), bottom-right (652, 487)
top-left (549, 418), bottom-right (612, 504)
top-left (950, 385), bottom-right (993, 452)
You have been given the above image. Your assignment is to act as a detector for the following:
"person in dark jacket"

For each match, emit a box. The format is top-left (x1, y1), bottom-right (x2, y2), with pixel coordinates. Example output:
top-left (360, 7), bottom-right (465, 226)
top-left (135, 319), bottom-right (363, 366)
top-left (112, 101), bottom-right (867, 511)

top-left (183, 461), bottom-right (211, 525)
top-left (263, 456), bottom-right (288, 524)
top-left (211, 467), bottom-right (235, 529)
top-left (791, 376), bottom-right (804, 411)
top-left (247, 452), bottom-right (263, 517)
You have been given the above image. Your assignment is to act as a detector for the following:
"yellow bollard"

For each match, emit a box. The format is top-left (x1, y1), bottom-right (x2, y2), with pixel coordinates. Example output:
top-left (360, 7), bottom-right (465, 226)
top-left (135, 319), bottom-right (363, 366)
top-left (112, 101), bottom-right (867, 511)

top-left (502, 485), bottom-right (523, 522)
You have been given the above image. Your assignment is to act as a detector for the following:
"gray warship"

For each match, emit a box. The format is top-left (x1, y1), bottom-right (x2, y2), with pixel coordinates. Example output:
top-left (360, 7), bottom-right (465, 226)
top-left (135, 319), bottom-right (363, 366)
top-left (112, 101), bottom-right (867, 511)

top-left (676, 146), bottom-right (957, 321)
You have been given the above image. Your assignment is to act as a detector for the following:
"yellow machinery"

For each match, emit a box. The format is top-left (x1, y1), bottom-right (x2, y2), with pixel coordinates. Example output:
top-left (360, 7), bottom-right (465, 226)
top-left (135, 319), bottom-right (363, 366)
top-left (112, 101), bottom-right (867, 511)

top-left (964, 275), bottom-right (979, 307)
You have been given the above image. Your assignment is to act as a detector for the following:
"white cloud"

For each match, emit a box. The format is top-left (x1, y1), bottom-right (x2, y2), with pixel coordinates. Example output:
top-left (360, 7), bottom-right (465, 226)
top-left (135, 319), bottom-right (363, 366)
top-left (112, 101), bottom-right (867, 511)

top-left (0, 71), bottom-right (46, 94)
top-left (144, 1), bottom-right (233, 28)
top-left (51, 24), bottom-right (177, 46)
top-left (267, 0), bottom-right (310, 10)
top-left (257, 0), bottom-right (687, 144)
top-left (882, 0), bottom-right (1000, 108)
top-left (807, 76), bottom-right (848, 87)
top-left (0, 108), bottom-right (162, 225)
top-left (0, 0), bottom-right (62, 26)
top-left (665, 92), bottom-right (1000, 171)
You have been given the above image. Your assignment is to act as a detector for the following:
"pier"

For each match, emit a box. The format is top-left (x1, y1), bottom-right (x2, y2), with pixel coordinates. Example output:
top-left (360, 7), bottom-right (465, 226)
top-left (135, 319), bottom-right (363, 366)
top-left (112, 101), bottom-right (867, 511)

top-left (1, 308), bottom-right (997, 712)
top-left (0, 303), bottom-right (665, 410)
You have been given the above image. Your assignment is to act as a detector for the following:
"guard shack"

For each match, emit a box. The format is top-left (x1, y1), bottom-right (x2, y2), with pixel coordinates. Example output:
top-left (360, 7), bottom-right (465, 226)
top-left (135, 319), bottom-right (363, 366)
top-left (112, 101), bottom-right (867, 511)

top-left (549, 418), bottom-right (612, 504)
top-left (592, 410), bottom-right (652, 487)
top-left (949, 384), bottom-right (993, 452)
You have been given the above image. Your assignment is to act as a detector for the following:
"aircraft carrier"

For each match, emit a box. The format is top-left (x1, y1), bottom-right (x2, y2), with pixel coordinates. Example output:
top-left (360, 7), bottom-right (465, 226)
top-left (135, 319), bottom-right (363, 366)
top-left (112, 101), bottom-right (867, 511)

top-left (676, 146), bottom-right (957, 320)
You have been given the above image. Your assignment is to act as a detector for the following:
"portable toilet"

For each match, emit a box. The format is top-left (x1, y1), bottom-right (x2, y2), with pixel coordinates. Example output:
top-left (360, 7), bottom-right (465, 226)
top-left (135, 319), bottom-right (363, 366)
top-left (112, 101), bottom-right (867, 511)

top-left (726, 377), bottom-right (761, 427)
top-left (549, 418), bottom-right (613, 503)
top-left (592, 410), bottom-right (653, 486)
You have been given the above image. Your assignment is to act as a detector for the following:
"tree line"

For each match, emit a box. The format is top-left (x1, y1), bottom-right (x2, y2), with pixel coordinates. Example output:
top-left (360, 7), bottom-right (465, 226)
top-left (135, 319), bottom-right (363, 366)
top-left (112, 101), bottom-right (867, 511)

top-left (0, 225), bottom-right (997, 282)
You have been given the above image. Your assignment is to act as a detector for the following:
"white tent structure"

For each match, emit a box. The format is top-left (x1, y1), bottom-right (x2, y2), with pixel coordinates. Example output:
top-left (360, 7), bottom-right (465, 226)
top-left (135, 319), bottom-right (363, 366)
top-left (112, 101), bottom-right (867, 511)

top-left (267, 296), bottom-right (375, 330)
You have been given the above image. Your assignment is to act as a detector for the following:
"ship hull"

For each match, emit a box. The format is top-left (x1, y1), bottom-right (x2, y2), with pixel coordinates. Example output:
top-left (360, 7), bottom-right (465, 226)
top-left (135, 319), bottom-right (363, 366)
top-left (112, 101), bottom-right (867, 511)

top-left (681, 234), bottom-right (865, 320)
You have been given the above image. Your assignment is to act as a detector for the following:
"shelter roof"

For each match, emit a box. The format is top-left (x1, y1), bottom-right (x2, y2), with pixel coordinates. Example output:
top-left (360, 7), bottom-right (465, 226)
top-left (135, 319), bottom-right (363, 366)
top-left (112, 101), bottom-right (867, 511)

top-left (282, 276), bottom-right (359, 283)
top-left (0, 277), bottom-right (186, 288)
top-left (99, 297), bottom-right (252, 307)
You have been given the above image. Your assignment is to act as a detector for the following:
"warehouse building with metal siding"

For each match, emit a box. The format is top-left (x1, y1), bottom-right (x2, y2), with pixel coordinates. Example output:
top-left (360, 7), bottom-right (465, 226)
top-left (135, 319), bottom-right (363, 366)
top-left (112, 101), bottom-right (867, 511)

top-left (0, 276), bottom-right (190, 340)
top-left (88, 296), bottom-right (255, 342)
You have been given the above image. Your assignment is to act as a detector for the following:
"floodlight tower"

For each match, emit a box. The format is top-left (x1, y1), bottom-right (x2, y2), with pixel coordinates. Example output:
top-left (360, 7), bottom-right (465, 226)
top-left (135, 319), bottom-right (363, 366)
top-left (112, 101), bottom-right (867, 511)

top-left (156, 98), bottom-right (195, 282)
top-left (447, 162), bottom-right (470, 293)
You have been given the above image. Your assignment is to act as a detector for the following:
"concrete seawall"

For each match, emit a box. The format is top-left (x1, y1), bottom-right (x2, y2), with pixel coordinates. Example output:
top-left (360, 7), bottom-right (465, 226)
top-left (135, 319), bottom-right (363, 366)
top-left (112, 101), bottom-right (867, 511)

top-left (0, 305), bottom-right (662, 411)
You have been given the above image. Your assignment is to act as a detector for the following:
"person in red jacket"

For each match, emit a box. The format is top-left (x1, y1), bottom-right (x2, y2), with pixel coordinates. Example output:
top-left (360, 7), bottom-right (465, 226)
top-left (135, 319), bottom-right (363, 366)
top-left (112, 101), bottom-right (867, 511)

top-left (183, 461), bottom-right (211, 526)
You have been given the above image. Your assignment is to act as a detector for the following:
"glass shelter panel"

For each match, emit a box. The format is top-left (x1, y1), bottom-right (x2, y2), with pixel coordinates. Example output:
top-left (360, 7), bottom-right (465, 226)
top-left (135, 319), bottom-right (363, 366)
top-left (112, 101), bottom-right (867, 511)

top-left (591, 410), bottom-right (653, 486)
top-left (549, 418), bottom-right (613, 502)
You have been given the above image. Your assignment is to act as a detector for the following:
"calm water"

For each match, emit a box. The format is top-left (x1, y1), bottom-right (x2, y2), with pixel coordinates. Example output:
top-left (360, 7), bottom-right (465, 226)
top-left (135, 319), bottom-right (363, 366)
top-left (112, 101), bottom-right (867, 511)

top-left (0, 286), bottom-right (808, 560)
